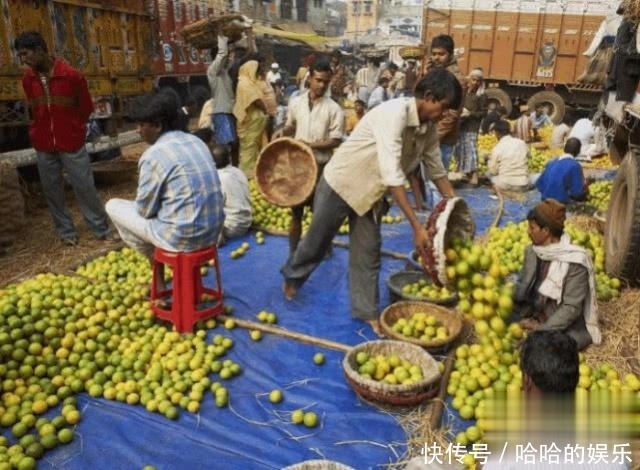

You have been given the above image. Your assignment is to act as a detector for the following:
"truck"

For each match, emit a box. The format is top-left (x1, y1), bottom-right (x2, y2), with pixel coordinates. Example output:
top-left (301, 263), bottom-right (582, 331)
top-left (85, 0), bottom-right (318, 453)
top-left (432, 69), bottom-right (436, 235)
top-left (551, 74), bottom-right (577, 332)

top-left (0, 0), bottom-right (218, 165)
top-left (421, 0), bottom-right (619, 123)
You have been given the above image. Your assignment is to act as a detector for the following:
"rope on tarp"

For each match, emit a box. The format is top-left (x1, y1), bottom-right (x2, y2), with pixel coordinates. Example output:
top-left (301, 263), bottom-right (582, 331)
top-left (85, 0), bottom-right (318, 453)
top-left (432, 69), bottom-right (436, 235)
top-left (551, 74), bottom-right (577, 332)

top-left (489, 185), bottom-right (505, 229)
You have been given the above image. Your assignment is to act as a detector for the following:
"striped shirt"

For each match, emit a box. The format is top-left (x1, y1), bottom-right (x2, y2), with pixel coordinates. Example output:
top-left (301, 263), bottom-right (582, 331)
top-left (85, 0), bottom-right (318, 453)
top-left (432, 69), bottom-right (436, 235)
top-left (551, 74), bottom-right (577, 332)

top-left (136, 131), bottom-right (224, 252)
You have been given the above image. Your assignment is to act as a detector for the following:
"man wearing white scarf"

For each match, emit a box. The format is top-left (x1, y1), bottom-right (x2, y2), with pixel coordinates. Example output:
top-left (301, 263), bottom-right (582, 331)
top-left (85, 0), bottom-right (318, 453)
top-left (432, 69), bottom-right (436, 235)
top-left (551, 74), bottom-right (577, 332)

top-left (515, 199), bottom-right (602, 350)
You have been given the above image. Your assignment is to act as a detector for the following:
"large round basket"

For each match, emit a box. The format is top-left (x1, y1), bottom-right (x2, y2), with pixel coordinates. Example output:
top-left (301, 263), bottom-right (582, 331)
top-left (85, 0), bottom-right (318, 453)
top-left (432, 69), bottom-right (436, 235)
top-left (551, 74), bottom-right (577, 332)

top-left (380, 301), bottom-right (463, 353)
top-left (342, 340), bottom-right (440, 406)
top-left (180, 14), bottom-right (250, 49)
top-left (92, 159), bottom-right (138, 185)
top-left (423, 197), bottom-right (475, 286)
top-left (282, 460), bottom-right (355, 470)
top-left (255, 138), bottom-right (318, 208)
top-left (387, 271), bottom-right (458, 306)
top-left (399, 46), bottom-right (425, 60)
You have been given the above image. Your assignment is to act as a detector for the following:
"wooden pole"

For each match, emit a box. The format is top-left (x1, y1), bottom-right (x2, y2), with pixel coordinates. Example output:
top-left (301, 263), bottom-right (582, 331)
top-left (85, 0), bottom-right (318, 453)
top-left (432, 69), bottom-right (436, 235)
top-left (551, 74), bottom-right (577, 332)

top-left (218, 314), bottom-right (352, 353)
top-left (429, 352), bottom-right (455, 430)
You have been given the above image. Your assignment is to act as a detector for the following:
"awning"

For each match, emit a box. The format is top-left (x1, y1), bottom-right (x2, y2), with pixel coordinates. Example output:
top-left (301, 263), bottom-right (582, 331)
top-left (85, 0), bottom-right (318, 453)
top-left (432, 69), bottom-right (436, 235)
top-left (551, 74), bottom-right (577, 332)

top-left (253, 23), bottom-right (341, 51)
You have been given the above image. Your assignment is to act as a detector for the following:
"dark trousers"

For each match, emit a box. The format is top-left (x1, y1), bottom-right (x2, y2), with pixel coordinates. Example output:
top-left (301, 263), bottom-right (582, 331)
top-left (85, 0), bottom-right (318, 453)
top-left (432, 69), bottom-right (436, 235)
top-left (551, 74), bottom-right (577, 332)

top-left (281, 176), bottom-right (381, 320)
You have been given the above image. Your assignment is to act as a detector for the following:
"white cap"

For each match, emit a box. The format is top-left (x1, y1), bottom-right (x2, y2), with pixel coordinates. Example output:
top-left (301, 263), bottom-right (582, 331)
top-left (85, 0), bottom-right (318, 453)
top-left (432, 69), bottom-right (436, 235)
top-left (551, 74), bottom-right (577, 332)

top-left (271, 62), bottom-right (279, 69)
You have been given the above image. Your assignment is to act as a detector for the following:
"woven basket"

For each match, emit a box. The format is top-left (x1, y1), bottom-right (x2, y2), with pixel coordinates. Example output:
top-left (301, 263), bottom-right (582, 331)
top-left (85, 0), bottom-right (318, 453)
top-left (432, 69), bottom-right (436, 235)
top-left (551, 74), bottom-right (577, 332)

top-left (255, 138), bottom-right (318, 208)
top-left (180, 14), bottom-right (249, 49)
top-left (423, 197), bottom-right (475, 287)
top-left (283, 460), bottom-right (355, 470)
top-left (387, 271), bottom-right (458, 306)
top-left (399, 46), bottom-right (425, 60)
top-left (342, 340), bottom-right (440, 406)
top-left (92, 159), bottom-right (138, 185)
top-left (379, 301), bottom-right (463, 353)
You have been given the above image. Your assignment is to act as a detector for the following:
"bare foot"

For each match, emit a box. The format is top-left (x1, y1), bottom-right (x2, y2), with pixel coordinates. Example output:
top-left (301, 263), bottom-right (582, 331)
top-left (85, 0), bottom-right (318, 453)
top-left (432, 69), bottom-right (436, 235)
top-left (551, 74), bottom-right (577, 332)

top-left (367, 319), bottom-right (384, 338)
top-left (282, 282), bottom-right (297, 300)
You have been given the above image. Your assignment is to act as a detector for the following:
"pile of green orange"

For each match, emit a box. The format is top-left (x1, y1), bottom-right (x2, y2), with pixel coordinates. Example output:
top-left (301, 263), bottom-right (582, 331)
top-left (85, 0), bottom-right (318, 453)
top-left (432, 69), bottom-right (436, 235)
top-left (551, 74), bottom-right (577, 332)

top-left (0, 248), bottom-right (247, 466)
top-left (355, 352), bottom-right (424, 385)
top-left (390, 313), bottom-right (450, 342)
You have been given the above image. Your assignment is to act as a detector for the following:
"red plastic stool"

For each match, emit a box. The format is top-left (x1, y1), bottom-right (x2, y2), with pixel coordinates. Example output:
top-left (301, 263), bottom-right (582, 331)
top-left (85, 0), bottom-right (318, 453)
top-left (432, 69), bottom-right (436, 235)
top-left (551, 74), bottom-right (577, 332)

top-left (150, 246), bottom-right (224, 333)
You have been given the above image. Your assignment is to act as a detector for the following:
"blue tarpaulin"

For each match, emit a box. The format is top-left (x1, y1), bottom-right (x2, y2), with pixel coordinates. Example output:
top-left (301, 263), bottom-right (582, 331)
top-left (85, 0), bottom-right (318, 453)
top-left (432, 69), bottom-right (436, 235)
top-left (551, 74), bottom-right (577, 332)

top-left (35, 188), bottom-right (542, 470)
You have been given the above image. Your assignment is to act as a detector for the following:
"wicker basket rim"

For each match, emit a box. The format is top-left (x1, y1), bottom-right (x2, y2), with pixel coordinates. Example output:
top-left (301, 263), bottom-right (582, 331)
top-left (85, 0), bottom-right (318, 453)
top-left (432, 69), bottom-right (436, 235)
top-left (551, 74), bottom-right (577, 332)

top-left (379, 301), bottom-right (462, 348)
top-left (342, 340), bottom-right (440, 394)
top-left (255, 138), bottom-right (317, 207)
top-left (282, 460), bottom-right (356, 470)
top-left (386, 271), bottom-right (458, 305)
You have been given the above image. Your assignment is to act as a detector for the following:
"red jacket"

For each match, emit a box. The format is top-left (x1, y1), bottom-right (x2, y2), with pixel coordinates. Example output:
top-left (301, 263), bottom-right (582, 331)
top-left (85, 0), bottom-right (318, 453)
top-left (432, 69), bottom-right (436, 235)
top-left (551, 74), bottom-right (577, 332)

top-left (22, 58), bottom-right (94, 153)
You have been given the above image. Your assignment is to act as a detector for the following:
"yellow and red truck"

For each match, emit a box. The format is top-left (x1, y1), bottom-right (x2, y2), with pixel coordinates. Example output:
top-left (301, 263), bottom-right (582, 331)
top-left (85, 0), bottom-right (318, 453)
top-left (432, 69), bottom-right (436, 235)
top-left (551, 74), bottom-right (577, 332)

top-left (422, 0), bottom-right (618, 122)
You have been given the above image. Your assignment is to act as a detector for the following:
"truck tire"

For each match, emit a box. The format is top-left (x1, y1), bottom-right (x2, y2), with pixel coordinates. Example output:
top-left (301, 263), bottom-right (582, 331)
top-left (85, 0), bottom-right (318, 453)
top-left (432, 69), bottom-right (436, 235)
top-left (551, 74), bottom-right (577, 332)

top-left (605, 148), bottom-right (640, 285)
top-left (484, 88), bottom-right (513, 116)
top-left (527, 91), bottom-right (565, 125)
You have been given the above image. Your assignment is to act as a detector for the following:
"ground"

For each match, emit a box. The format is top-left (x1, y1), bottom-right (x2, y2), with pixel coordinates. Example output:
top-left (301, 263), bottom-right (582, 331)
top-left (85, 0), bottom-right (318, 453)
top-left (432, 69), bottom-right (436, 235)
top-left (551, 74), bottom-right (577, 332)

top-left (0, 143), bottom-right (146, 287)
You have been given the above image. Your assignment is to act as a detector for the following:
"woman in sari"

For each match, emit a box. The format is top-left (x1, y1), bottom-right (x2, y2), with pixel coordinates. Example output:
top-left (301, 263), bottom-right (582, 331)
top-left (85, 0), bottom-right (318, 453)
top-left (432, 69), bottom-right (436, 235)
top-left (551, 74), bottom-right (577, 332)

top-left (234, 60), bottom-right (267, 178)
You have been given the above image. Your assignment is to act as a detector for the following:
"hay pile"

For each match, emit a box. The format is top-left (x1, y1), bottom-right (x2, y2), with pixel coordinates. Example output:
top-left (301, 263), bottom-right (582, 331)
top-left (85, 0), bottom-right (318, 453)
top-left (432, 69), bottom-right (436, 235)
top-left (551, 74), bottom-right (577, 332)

top-left (587, 289), bottom-right (640, 376)
top-left (0, 163), bottom-right (25, 251)
top-left (0, 179), bottom-right (134, 287)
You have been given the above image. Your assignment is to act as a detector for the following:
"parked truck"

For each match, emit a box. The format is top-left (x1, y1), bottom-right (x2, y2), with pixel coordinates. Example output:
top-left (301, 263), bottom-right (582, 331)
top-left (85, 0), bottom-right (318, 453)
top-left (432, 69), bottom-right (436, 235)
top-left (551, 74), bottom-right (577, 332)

top-left (0, 0), bottom-right (218, 164)
top-left (422, 0), bottom-right (619, 123)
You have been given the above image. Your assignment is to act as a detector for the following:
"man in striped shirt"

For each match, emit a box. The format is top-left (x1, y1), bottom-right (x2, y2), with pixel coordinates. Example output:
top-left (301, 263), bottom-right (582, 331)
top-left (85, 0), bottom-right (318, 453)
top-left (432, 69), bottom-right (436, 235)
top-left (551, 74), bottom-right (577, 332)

top-left (106, 91), bottom-right (224, 258)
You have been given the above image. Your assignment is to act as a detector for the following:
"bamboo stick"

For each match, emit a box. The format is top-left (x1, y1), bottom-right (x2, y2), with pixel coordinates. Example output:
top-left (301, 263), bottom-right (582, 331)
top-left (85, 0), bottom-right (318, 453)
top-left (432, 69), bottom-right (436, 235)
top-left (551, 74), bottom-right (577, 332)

top-left (429, 353), bottom-right (455, 430)
top-left (217, 314), bottom-right (352, 353)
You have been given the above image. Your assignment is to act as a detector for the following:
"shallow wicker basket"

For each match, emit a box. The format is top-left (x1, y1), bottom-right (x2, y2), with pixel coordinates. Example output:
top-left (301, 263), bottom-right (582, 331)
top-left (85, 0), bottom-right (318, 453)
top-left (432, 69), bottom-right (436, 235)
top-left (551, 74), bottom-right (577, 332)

top-left (92, 159), bottom-right (138, 185)
top-left (342, 340), bottom-right (440, 406)
top-left (399, 46), bottom-right (425, 60)
top-left (387, 271), bottom-right (458, 306)
top-left (380, 301), bottom-right (463, 353)
top-left (180, 14), bottom-right (248, 49)
top-left (282, 460), bottom-right (355, 470)
top-left (255, 138), bottom-right (318, 208)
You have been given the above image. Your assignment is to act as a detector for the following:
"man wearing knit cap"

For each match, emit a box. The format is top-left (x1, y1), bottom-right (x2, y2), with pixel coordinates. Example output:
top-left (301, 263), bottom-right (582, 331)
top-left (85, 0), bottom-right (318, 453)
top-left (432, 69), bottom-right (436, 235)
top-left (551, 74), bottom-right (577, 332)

top-left (515, 199), bottom-right (601, 350)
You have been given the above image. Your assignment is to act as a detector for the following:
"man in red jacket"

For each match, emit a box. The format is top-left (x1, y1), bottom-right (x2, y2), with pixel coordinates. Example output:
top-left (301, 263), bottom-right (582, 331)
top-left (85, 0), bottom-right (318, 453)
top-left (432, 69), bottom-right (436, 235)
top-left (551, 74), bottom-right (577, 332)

top-left (15, 31), bottom-right (116, 246)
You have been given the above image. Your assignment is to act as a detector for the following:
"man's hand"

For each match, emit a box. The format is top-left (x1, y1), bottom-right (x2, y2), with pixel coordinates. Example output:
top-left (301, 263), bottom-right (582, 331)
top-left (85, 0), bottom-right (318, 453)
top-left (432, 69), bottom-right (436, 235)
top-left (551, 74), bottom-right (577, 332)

top-left (520, 318), bottom-right (540, 331)
top-left (413, 225), bottom-right (431, 263)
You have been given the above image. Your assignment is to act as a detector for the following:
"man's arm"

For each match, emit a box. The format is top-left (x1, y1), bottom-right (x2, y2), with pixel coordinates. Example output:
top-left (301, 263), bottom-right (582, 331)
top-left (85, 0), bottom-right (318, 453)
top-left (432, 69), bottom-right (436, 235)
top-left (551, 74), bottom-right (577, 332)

top-left (389, 186), bottom-right (430, 261)
top-left (408, 170), bottom-right (425, 211)
top-left (540, 264), bottom-right (589, 330)
top-left (568, 163), bottom-right (587, 201)
top-left (207, 35), bottom-right (229, 83)
top-left (75, 73), bottom-right (94, 122)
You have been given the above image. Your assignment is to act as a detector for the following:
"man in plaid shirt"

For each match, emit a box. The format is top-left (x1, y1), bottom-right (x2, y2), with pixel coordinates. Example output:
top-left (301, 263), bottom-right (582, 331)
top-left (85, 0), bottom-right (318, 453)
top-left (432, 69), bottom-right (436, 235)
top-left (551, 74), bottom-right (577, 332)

top-left (106, 90), bottom-right (224, 258)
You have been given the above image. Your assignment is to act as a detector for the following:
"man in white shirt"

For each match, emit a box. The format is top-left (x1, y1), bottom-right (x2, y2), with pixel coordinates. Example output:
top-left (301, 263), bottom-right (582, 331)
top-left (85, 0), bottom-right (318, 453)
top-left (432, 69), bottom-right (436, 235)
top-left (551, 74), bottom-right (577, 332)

top-left (367, 76), bottom-right (391, 109)
top-left (487, 120), bottom-right (530, 191)
top-left (277, 59), bottom-right (345, 254)
top-left (212, 144), bottom-right (252, 242)
top-left (569, 114), bottom-right (607, 159)
top-left (281, 69), bottom-right (462, 332)
top-left (266, 63), bottom-right (281, 86)
top-left (355, 57), bottom-right (382, 103)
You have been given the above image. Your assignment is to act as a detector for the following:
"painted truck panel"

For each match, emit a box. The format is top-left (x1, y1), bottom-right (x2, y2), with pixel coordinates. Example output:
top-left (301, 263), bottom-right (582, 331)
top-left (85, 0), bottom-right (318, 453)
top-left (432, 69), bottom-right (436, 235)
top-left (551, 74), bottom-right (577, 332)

top-left (422, 0), bottom-right (617, 85)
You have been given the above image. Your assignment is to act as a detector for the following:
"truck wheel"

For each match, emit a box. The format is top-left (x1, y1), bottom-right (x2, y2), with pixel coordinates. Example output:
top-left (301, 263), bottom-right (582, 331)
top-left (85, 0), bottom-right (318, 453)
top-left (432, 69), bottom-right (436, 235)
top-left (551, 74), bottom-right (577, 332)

top-left (605, 148), bottom-right (640, 285)
top-left (484, 88), bottom-right (513, 116)
top-left (527, 91), bottom-right (565, 125)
